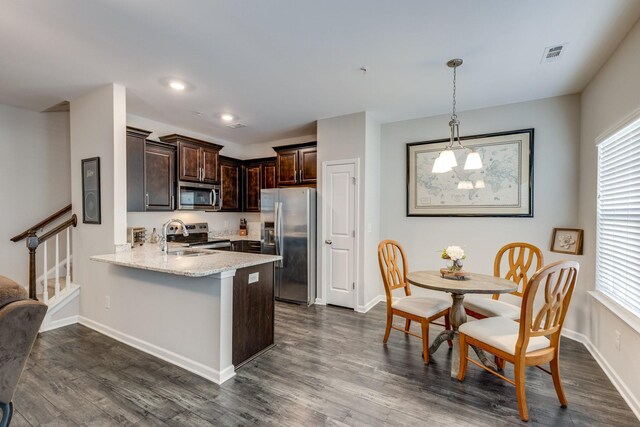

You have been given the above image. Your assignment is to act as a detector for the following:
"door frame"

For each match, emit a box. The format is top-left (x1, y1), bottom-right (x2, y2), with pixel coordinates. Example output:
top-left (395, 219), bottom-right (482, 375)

top-left (320, 158), bottom-right (360, 310)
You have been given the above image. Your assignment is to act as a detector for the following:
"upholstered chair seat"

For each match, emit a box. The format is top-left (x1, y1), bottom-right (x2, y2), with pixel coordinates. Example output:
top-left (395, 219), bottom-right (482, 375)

top-left (458, 316), bottom-right (550, 355)
top-left (391, 297), bottom-right (451, 320)
top-left (463, 297), bottom-right (520, 320)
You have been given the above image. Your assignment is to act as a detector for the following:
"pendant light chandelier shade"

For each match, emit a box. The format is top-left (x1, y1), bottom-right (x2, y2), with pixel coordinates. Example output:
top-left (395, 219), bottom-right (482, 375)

top-left (431, 58), bottom-right (484, 174)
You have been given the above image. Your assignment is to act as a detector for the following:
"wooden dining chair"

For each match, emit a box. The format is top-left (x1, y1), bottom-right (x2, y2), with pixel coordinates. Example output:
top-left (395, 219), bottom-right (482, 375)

top-left (378, 240), bottom-right (451, 363)
top-left (457, 260), bottom-right (580, 422)
top-left (464, 242), bottom-right (543, 321)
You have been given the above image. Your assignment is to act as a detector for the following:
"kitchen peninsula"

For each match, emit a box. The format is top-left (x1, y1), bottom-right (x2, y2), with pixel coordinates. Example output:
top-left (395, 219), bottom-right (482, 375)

top-left (90, 245), bottom-right (281, 384)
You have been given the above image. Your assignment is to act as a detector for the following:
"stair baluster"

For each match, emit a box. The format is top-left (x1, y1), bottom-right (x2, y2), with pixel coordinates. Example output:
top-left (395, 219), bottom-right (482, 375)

top-left (66, 228), bottom-right (71, 289)
top-left (10, 205), bottom-right (77, 300)
top-left (55, 234), bottom-right (60, 296)
top-left (43, 241), bottom-right (49, 303)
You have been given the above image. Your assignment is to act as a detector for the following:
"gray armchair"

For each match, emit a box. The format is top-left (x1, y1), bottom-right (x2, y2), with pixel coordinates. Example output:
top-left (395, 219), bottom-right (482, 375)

top-left (0, 276), bottom-right (47, 427)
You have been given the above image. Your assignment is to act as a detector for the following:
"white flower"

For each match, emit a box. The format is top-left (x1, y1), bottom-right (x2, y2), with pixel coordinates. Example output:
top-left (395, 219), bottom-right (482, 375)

top-left (445, 245), bottom-right (465, 261)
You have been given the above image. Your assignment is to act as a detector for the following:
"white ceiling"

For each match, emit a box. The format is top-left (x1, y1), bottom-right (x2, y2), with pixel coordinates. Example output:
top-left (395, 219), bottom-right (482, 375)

top-left (1, 1), bottom-right (639, 145)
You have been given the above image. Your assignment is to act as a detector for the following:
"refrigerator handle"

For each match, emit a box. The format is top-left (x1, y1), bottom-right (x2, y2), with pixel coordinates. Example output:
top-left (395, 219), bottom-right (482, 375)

top-left (276, 202), bottom-right (284, 268)
top-left (274, 202), bottom-right (281, 268)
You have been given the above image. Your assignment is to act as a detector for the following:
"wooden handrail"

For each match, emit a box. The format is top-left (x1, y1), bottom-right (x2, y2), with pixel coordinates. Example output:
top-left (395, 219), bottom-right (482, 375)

top-left (10, 204), bottom-right (72, 242)
top-left (38, 215), bottom-right (77, 244)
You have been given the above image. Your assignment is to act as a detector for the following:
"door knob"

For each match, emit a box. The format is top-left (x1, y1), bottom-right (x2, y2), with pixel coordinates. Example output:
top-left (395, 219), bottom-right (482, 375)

top-left (325, 240), bottom-right (332, 245)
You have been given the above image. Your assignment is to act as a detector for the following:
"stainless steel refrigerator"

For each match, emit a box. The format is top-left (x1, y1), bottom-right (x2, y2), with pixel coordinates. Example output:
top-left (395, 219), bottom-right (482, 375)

top-left (261, 188), bottom-right (316, 305)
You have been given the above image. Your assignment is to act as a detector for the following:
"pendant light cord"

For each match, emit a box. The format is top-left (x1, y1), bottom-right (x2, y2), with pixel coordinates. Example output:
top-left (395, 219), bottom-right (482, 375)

top-left (451, 65), bottom-right (457, 121)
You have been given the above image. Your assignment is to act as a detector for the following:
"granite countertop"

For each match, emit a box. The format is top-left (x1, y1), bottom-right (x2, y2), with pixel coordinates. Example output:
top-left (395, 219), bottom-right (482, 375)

top-left (90, 244), bottom-right (281, 277)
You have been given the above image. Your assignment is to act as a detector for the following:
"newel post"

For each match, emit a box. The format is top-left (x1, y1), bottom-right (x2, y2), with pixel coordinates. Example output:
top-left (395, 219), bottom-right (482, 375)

top-left (26, 231), bottom-right (39, 300)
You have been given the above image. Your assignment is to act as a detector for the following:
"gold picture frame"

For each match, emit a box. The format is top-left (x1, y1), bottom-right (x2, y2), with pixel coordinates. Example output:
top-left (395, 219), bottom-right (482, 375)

top-left (551, 228), bottom-right (583, 255)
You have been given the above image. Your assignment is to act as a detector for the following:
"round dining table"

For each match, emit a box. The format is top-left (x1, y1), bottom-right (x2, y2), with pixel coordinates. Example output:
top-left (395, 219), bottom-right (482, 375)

top-left (406, 270), bottom-right (517, 378)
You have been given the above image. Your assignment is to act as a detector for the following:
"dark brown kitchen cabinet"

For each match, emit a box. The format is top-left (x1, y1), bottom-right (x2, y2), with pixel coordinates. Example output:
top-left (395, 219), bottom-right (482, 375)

top-left (126, 127), bottom-right (151, 212)
top-left (273, 142), bottom-right (317, 186)
top-left (232, 262), bottom-right (275, 367)
top-left (145, 142), bottom-right (175, 211)
top-left (126, 126), bottom-right (175, 212)
top-left (263, 159), bottom-right (277, 189)
top-left (244, 163), bottom-right (262, 212)
top-left (219, 156), bottom-right (242, 212)
top-left (298, 146), bottom-right (317, 184)
top-left (242, 157), bottom-right (276, 212)
top-left (159, 134), bottom-right (223, 184)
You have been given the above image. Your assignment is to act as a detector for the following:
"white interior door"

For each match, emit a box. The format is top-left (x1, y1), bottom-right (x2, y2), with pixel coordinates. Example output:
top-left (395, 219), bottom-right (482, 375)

top-left (324, 161), bottom-right (356, 308)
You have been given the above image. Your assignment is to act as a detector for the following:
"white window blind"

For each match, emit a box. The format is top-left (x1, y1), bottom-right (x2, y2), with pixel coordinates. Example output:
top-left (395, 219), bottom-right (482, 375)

top-left (596, 116), bottom-right (640, 319)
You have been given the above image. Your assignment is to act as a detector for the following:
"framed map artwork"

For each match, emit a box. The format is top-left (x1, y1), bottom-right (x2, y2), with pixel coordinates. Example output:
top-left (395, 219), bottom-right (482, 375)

top-left (406, 129), bottom-right (533, 217)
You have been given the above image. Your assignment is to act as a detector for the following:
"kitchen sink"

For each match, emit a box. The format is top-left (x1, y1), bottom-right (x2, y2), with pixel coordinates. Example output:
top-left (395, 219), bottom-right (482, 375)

top-left (167, 249), bottom-right (215, 257)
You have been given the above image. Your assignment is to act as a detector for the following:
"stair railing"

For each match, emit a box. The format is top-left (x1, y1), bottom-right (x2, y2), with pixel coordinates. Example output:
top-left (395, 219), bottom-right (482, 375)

top-left (10, 204), bottom-right (77, 300)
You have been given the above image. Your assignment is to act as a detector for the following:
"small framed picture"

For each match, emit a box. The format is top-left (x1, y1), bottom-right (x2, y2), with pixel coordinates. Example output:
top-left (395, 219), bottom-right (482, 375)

top-left (551, 228), bottom-right (583, 255)
top-left (82, 157), bottom-right (101, 224)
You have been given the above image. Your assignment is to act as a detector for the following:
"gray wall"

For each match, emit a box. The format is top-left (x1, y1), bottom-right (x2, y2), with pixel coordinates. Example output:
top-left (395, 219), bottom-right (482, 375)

top-left (380, 95), bottom-right (582, 317)
top-left (0, 104), bottom-right (70, 285)
top-left (579, 17), bottom-right (640, 412)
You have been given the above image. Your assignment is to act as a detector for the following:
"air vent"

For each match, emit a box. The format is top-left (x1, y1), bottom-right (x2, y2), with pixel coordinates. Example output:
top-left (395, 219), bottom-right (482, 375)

top-left (226, 123), bottom-right (246, 129)
top-left (541, 44), bottom-right (567, 63)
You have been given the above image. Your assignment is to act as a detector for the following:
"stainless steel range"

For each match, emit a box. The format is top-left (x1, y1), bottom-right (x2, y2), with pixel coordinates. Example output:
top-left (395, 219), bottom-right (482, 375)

top-left (165, 222), bottom-right (231, 250)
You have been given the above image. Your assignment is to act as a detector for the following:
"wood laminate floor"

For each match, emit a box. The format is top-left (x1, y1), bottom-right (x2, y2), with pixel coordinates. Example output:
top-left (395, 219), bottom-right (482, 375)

top-left (11, 302), bottom-right (639, 426)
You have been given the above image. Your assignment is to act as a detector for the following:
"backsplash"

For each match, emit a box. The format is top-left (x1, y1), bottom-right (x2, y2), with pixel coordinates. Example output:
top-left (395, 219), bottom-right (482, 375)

top-left (127, 211), bottom-right (261, 239)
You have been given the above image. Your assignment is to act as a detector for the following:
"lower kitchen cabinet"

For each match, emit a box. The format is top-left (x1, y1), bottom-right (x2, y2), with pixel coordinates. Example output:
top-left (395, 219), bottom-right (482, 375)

top-left (232, 262), bottom-right (275, 366)
top-left (230, 240), bottom-right (262, 253)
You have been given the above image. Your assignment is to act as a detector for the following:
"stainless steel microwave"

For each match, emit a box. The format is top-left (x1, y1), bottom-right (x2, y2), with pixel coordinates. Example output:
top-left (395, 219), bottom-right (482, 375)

top-left (177, 181), bottom-right (221, 211)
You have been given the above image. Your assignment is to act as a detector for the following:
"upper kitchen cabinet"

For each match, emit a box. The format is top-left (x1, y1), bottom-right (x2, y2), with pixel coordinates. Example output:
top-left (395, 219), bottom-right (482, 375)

top-left (243, 157), bottom-right (277, 212)
top-left (244, 163), bottom-right (261, 212)
top-left (219, 156), bottom-right (242, 212)
top-left (263, 158), bottom-right (277, 189)
top-left (126, 126), bottom-right (175, 212)
top-left (159, 134), bottom-right (223, 184)
top-left (145, 142), bottom-right (175, 211)
top-left (273, 142), bottom-right (316, 186)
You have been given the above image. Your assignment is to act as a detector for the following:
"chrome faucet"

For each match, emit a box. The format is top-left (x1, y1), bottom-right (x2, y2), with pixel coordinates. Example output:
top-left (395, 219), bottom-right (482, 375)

top-left (161, 219), bottom-right (189, 252)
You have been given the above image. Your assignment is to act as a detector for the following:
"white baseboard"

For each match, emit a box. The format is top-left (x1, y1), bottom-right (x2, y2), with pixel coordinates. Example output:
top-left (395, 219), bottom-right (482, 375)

top-left (356, 294), bottom-right (384, 313)
top-left (41, 315), bottom-right (78, 332)
top-left (314, 297), bottom-right (326, 305)
top-left (562, 328), bottom-right (640, 420)
top-left (78, 316), bottom-right (235, 385)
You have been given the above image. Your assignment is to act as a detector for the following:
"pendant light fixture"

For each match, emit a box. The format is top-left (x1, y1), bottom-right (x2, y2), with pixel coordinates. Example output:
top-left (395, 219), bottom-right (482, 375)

top-left (432, 58), bottom-right (483, 173)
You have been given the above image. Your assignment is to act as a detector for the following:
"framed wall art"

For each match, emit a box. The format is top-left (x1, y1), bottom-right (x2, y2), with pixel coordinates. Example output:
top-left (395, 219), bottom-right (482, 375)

top-left (406, 129), bottom-right (534, 217)
top-left (551, 228), bottom-right (583, 255)
top-left (82, 157), bottom-right (101, 224)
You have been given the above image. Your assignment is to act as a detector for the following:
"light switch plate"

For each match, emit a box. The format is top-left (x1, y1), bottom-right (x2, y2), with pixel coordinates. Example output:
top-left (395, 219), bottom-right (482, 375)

top-left (248, 272), bottom-right (259, 284)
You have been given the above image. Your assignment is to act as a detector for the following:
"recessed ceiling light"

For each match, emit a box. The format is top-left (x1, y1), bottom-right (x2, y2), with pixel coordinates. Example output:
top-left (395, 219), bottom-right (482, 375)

top-left (221, 113), bottom-right (235, 122)
top-left (169, 80), bottom-right (186, 91)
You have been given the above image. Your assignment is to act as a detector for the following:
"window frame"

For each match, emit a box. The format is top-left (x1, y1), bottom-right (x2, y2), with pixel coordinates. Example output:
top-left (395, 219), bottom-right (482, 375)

top-left (594, 111), bottom-right (640, 332)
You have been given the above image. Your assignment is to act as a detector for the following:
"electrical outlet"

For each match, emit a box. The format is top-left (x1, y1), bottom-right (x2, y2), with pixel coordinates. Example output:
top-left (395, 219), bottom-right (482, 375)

top-left (615, 330), bottom-right (621, 350)
top-left (248, 272), bottom-right (259, 284)
top-left (105, 296), bottom-right (111, 309)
